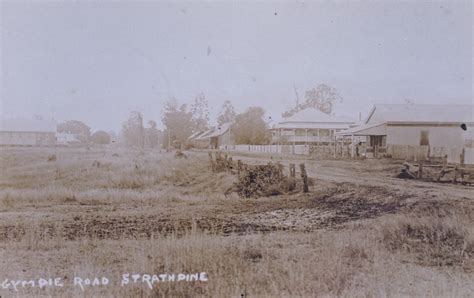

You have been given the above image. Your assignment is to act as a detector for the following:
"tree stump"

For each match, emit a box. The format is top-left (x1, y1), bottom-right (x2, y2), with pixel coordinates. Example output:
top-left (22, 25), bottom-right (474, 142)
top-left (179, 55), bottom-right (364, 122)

top-left (417, 163), bottom-right (423, 179)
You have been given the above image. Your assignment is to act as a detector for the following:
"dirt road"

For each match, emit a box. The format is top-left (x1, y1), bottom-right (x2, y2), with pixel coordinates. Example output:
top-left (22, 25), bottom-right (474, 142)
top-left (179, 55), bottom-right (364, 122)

top-left (197, 150), bottom-right (474, 200)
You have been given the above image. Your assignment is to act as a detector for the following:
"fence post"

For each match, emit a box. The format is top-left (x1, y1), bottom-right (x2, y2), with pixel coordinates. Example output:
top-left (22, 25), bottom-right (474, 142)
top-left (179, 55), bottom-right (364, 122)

top-left (417, 163), bottom-right (423, 179)
top-left (209, 152), bottom-right (215, 172)
top-left (237, 160), bottom-right (242, 177)
top-left (299, 163), bottom-right (309, 193)
top-left (452, 166), bottom-right (457, 184)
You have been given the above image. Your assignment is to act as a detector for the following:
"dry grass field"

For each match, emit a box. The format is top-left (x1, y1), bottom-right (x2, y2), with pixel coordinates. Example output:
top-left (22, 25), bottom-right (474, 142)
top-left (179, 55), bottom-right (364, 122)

top-left (0, 147), bottom-right (473, 297)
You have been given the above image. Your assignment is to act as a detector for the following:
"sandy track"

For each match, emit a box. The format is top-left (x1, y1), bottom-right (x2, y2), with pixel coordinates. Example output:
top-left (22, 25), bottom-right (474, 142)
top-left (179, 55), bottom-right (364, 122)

top-left (207, 151), bottom-right (473, 200)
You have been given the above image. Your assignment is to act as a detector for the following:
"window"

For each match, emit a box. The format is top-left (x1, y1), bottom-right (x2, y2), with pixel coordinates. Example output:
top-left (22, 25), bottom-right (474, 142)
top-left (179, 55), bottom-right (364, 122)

top-left (420, 130), bottom-right (429, 146)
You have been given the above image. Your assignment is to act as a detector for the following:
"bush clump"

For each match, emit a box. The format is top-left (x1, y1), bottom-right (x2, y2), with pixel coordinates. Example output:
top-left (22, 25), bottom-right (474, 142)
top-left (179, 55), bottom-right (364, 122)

top-left (235, 163), bottom-right (293, 198)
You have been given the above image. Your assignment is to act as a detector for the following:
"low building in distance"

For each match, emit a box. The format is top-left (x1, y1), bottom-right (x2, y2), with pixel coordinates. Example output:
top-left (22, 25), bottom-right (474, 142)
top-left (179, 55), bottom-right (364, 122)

top-left (56, 132), bottom-right (81, 147)
top-left (0, 118), bottom-right (57, 146)
top-left (188, 122), bottom-right (234, 149)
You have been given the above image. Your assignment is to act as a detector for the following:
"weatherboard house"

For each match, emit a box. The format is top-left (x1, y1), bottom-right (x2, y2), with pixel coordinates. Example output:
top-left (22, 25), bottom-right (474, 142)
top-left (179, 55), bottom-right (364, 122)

top-left (188, 122), bottom-right (234, 149)
top-left (337, 104), bottom-right (474, 162)
top-left (0, 118), bottom-right (57, 146)
top-left (186, 130), bottom-right (206, 148)
top-left (270, 108), bottom-right (355, 145)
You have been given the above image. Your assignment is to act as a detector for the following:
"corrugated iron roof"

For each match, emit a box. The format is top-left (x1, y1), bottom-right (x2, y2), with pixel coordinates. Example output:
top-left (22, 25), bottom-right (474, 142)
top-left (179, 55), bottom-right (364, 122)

top-left (272, 122), bottom-right (352, 130)
top-left (366, 104), bottom-right (474, 124)
top-left (193, 122), bottom-right (234, 140)
top-left (195, 129), bottom-right (215, 140)
top-left (0, 118), bottom-right (57, 133)
top-left (205, 122), bottom-right (233, 138)
top-left (281, 108), bottom-right (355, 124)
top-left (336, 122), bottom-right (387, 136)
top-left (187, 130), bottom-right (205, 140)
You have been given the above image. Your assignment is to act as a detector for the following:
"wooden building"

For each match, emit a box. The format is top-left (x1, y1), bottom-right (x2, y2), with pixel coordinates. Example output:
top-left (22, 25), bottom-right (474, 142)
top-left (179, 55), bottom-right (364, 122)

top-left (192, 129), bottom-right (214, 149)
top-left (337, 104), bottom-right (474, 160)
top-left (208, 122), bottom-right (234, 150)
top-left (270, 108), bottom-right (355, 145)
top-left (189, 122), bottom-right (235, 150)
top-left (0, 118), bottom-right (57, 146)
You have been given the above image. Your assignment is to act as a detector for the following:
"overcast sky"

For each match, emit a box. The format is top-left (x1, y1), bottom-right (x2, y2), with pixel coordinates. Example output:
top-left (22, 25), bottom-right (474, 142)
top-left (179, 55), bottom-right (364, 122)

top-left (1, 1), bottom-right (472, 132)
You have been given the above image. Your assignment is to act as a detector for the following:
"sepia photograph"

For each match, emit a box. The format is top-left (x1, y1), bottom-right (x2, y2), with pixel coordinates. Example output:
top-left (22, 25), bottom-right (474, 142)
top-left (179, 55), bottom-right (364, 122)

top-left (0, 0), bottom-right (473, 296)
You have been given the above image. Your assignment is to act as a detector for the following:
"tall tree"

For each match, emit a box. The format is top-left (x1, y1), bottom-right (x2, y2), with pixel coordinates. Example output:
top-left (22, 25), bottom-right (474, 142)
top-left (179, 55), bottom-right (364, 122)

top-left (282, 83), bottom-right (342, 117)
top-left (108, 130), bottom-right (118, 144)
top-left (190, 93), bottom-right (210, 132)
top-left (217, 100), bottom-right (236, 125)
top-left (57, 120), bottom-right (91, 143)
top-left (91, 131), bottom-right (111, 145)
top-left (232, 106), bottom-right (270, 145)
top-left (161, 98), bottom-right (194, 147)
top-left (145, 120), bottom-right (160, 149)
top-left (122, 111), bottom-right (145, 148)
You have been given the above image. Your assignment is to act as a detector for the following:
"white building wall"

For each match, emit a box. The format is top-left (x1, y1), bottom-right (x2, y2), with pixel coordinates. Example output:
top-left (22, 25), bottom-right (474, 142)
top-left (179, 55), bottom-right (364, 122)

top-left (0, 132), bottom-right (56, 146)
top-left (386, 125), bottom-right (464, 147)
top-left (0, 132), bottom-right (37, 145)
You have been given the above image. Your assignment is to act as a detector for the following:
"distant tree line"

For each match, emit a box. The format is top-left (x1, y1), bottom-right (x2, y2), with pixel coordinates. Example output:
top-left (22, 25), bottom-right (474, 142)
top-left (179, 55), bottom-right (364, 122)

top-left (58, 120), bottom-right (115, 146)
top-left (232, 106), bottom-right (270, 145)
top-left (158, 94), bottom-right (270, 146)
top-left (121, 111), bottom-right (162, 149)
top-left (57, 120), bottom-right (91, 143)
top-left (91, 131), bottom-right (110, 145)
top-left (119, 83), bottom-right (341, 148)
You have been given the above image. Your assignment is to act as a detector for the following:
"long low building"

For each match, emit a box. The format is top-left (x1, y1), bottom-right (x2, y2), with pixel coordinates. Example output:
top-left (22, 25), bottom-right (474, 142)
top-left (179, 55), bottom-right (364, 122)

top-left (337, 104), bottom-right (474, 162)
top-left (270, 108), bottom-right (355, 145)
top-left (0, 118), bottom-right (57, 146)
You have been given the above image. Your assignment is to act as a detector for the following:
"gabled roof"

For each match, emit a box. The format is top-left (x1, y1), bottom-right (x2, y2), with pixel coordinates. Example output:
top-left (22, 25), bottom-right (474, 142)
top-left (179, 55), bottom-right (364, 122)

top-left (195, 129), bottom-right (215, 141)
top-left (188, 130), bottom-right (205, 140)
top-left (272, 122), bottom-right (353, 130)
top-left (365, 104), bottom-right (474, 124)
top-left (205, 122), bottom-right (233, 138)
top-left (336, 122), bottom-right (387, 136)
top-left (282, 108), bottom-right (355, 124)
top-left (193, 122), bottom-right (234, 140)
top-left (0, 118), bottom-right (57, 133)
